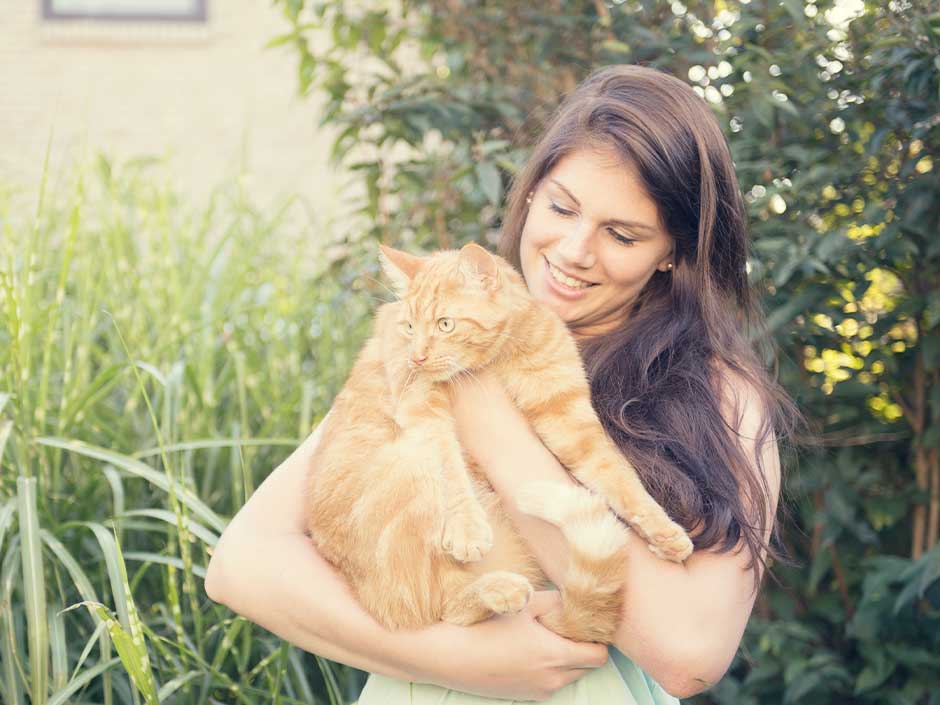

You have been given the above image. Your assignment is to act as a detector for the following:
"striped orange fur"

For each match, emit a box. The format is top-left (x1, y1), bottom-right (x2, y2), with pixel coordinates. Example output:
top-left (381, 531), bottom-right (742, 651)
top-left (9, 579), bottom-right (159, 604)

top-left (304, 242), bottom-right (692, 641)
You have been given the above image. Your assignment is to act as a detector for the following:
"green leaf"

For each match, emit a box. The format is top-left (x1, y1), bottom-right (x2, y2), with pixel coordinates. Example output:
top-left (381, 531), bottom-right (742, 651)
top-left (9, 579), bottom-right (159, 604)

top-left (17, 477), bottom-right (48, 705)
top-left (93, 605), bottom-right (159, 705)
top-left (156, 670), bottom-right (200, 702)
top-left (116, 509), bottom-right (219, 547)
top-left (764, 288), bottom-right (821, 334)
top-left (46, 657), bottom-right (120, 705)
top-left (36, 438), bottom-right (226, 533)
top-left (475, 161), bottom-right (502, 206)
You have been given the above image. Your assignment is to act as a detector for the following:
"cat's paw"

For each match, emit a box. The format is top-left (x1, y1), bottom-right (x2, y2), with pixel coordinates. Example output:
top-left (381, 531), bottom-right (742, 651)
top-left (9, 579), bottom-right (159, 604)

top-left (442, 506), bottom-right (493, 562)
top-left (515, 481), bottom-right (578, 526)
top-left (646, 528), bottom-right (694, 562)
top-left (630, 512), bottom-right (693, 562)
top-left (475, 572), bottom-right (533, 615)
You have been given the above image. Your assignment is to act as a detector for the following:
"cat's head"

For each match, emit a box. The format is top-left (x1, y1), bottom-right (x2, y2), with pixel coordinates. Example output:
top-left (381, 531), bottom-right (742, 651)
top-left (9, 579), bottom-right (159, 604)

top-left (379, 242), bottom-right (528, 380)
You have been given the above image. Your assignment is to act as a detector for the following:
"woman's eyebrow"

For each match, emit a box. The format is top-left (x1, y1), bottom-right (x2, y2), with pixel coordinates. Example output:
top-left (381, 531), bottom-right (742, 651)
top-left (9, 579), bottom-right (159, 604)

top-left (549, 179), bottom-right (659, 234)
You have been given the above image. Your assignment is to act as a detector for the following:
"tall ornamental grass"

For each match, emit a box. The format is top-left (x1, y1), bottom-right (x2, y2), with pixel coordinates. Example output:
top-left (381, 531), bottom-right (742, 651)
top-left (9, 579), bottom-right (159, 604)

top-left (0, 153), bottom-right (375, 704)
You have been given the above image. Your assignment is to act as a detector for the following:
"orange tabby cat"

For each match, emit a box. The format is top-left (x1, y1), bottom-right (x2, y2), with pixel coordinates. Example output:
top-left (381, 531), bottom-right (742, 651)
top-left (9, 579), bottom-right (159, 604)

top-left (305, 242), bottom-right (692, 642)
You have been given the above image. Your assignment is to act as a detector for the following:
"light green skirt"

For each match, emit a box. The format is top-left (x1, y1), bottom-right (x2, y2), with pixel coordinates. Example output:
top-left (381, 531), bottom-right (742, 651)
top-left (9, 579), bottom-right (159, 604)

top-left (357, 648), bottom-right (680, 704)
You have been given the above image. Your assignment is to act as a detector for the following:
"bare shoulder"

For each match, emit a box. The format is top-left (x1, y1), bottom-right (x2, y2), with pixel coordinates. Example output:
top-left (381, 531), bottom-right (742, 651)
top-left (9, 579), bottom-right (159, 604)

top-left (710, 362), bottom-right (782, 519)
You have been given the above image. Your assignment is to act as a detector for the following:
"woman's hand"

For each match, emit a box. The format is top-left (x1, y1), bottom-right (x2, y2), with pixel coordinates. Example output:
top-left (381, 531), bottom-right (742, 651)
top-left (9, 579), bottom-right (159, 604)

top-left (415, 590), bottom-right (608, 701)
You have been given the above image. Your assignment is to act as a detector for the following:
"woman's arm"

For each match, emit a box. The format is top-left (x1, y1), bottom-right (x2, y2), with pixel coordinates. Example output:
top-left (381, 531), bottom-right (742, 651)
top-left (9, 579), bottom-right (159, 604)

top-left (203, 416), bottom-right (610, 702)
top-left (451, 372), bottom-right (780, 699)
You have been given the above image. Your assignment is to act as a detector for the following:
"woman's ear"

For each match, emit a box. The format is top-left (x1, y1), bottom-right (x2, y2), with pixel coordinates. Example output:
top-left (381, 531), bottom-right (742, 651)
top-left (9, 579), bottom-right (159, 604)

top-left (657, 249), bottom-right (675, 273)
top-left (379, 244), bottom-right (424, 295)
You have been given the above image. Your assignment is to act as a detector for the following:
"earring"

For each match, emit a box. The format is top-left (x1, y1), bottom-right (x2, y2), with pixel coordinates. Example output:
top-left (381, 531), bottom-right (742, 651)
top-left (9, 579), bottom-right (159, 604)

top-left (525, 192), bottom-right (533, 205)
top-left (667, 263), bottom-right (673, 271)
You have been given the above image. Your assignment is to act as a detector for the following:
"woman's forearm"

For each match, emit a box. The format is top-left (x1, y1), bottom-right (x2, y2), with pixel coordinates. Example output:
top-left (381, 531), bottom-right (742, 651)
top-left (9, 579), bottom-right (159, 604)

top-left (206, 522), bottom-right (425, 680)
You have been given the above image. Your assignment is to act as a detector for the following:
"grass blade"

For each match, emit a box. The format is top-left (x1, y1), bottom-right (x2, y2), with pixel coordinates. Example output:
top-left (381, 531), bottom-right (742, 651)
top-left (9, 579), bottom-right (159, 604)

top-left (0, 498), bottom-right (16, 552)
top-left (46, 656), bottom-right (120, 705)
top-left (156, 669), bottom-right (200, 702)
top-left (102, 466), bottom-right (126, 530)
top-left (132, 437), bottom-right (298, 459)
top-left (48, 603), bottom-right (67, 692)
top-left (36, 438), bottom-right (226, 533)
top-left (1, 537), bottom-right (26, 705)
top-left (315, 655), bottom-right (344, 705)
top-left (288, 647), bottom-right (314, 705)
top-left (78, 528), bottom-right (161, 705)
top-left (40, 528), bottom-right (114, 699)
top-left (116, 508), bottom-right (219, 547)
top-left (122, 552), bottom-right (207, 579)
top-left (0, 419), bottom-right (12, 467)
top-left (17, 476), bottom-right (48, 705)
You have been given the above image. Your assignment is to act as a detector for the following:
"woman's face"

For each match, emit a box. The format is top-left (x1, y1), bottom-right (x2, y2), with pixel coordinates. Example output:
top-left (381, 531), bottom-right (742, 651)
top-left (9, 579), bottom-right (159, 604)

top-left (519, 146), bottom-right (674, 339)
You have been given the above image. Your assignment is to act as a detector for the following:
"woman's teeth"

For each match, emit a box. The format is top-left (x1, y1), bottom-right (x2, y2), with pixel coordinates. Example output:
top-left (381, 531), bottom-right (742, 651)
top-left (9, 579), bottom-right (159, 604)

top-left (548, 261), bottom-right (595, 289)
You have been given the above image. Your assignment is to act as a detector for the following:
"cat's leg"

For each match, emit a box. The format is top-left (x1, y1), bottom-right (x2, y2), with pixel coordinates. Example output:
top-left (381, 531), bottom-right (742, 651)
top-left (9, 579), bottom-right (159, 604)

top-left (440, 568), bottom-right (533, 626)
top-left (524, 394), bottom-right (693, 562)
top-left (514, 481), bottom-right (626, 642)
top-left (437, 428), bottom-right (494, 563)
top-left (396, 381), bottom-right (493, 563)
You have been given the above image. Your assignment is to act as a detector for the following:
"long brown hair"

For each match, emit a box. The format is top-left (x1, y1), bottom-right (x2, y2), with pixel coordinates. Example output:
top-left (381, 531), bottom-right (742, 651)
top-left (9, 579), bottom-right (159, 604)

top-left (499, 64), bottom-right (801, 586)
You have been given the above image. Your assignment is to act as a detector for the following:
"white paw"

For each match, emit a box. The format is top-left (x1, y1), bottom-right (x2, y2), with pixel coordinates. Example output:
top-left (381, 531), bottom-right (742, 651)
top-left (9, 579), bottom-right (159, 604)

top-left (476, 572), bottom-right (533, 614)
top-left (515, 481), bottom-right (578, 525)
top-left (442, 507), bottom-right (493, 562)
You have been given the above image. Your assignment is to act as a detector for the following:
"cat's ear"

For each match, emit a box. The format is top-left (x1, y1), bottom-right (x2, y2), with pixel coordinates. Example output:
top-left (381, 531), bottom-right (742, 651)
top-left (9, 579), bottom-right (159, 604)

top-left (379, 244), bottom-right (424, 295)
top-left (458, 242), bottom-right (500, 290)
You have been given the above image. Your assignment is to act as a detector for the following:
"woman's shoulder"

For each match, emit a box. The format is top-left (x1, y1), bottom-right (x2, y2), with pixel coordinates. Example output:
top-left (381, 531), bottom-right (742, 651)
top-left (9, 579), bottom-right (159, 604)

top-left (707, 358), bottom-right (771, 434)
top-left (709, 359), bottom-right (782, 515)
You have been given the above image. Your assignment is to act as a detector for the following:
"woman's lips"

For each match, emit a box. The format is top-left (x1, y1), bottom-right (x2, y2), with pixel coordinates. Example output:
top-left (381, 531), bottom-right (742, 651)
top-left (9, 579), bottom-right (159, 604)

top-left (543, 256), bottom-right (597, 300)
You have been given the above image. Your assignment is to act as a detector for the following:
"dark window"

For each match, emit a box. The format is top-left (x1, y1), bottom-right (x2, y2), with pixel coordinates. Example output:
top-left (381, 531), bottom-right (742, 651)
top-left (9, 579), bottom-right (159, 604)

top-left (42, 0), bottom-right (207, 22)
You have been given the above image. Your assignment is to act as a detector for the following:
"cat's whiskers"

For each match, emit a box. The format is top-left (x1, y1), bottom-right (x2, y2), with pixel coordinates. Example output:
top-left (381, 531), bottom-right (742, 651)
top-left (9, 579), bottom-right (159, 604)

top-left (363, 275), bottom-right (403, 302)
top-left (395, 366), bottom-right (419, 409)
top-left (451, 365), bottom-right (496, 408)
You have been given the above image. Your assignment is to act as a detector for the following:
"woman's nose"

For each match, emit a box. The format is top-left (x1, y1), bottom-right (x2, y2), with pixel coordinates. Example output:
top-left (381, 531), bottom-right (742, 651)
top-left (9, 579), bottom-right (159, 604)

top-left (555, 221), bottom-right (597, 269)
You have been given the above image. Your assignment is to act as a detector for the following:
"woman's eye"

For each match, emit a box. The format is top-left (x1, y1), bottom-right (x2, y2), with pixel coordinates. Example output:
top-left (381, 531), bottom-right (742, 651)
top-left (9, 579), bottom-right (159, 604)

top-left (437, 317), bottom-right (455, 333)
top-left (609, 229), bottom-right (636, 246)
top-left (548, 199), bottom-right (634, 245)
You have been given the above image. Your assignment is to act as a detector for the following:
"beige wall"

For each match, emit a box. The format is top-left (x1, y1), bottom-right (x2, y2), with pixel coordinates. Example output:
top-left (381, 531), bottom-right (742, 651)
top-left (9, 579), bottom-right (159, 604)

top-left (0, 1), bottom-right (345, 218)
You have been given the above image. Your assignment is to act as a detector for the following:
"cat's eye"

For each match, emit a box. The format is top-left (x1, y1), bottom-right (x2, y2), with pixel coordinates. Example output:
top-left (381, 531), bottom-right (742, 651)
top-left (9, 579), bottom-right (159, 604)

top-left (437, 317), bottom-right (455, 333)
top-left (403, 321), bottom-right (414, 335)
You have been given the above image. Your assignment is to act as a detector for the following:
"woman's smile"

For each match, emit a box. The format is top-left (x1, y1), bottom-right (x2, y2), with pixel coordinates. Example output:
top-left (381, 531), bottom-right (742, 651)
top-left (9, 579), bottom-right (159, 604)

top-left (543, 256), bottom-right (599, 298)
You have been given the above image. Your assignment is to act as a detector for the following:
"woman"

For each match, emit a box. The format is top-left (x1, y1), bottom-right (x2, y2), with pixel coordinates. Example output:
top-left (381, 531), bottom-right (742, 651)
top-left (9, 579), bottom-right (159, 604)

top-left (205, 64), bottom-right (797, 702)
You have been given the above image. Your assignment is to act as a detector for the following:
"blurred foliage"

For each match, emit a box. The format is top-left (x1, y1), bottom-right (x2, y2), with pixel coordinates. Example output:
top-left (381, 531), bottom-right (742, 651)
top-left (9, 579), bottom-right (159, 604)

top-left (267, 0), bottom-right (940, 702)
top-left (0, 159), bottom-right (374, 704)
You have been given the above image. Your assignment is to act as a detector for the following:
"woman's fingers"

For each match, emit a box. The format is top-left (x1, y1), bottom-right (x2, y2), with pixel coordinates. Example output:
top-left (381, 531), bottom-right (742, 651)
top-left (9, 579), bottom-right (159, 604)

top-left (561, 640), bottom-right (609, 670)
top-left (526, 589), bottom-right (563, 617)
top-left (526, 590), bottom-right (610, 670)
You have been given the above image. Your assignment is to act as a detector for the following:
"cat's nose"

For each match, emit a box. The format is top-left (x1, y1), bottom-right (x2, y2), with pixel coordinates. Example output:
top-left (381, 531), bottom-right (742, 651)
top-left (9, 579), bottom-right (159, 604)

top-left (411, 354), bottom-right (428, 365)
